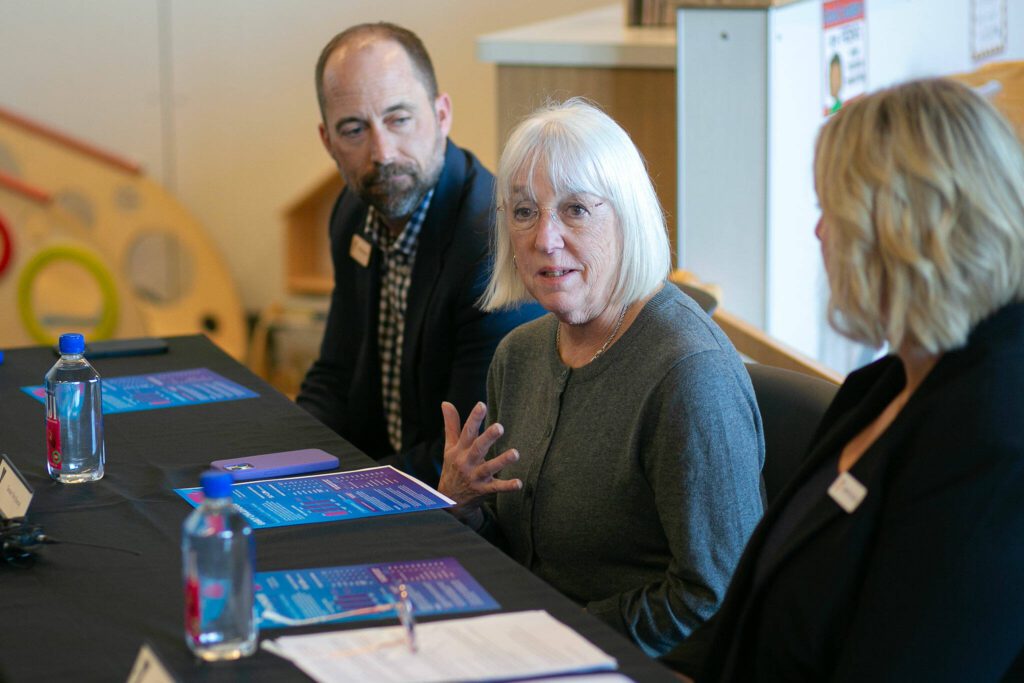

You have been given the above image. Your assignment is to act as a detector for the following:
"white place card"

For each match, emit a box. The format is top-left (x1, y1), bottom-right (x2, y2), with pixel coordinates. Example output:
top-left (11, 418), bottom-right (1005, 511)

top-left (125, 642), bottom-right (178, 683)
top-left (0, 455), bottom-right (33, 519)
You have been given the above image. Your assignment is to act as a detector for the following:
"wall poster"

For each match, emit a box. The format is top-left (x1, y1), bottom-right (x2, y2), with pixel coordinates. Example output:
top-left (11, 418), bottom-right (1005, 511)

top-left (972, 0), bottom-right (1007, 61)
top-left (823, 0), bottom-right (868, 116)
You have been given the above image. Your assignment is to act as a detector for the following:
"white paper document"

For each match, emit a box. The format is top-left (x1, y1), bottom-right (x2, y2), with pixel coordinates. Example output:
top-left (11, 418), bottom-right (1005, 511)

top-left (528, 676), bottom-right (634, 683)
top-left (262, 609), bottom-right (618, 683)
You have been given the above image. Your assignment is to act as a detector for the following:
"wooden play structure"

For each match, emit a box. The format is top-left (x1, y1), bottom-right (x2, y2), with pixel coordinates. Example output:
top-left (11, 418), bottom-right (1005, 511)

top-left (283, 170), bottom-right (343, 296)
top-left (0, 107), bottom-right (246, 359)
top-left (245, 170), bottom-right (341, 397)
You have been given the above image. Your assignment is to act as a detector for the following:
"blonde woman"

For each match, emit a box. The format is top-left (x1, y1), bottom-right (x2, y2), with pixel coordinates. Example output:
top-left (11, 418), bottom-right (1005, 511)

top-left (664, 78), bottom-right (1024, 681)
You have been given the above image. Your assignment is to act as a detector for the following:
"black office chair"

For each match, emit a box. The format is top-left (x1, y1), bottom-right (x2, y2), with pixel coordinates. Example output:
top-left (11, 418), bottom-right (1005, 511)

top-left (746, 363), bottom-right (839, 504)
top-left (676, 282), bottom-right (718, 315)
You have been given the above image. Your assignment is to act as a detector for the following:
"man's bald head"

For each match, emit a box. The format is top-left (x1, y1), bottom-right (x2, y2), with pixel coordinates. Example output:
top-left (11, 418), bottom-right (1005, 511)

top-left (315, 22), bottom-right (438, 123)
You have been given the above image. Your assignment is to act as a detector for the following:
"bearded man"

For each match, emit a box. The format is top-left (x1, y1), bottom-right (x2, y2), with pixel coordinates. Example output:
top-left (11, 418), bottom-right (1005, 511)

top-left (297, 23), bottom-right (540, 485)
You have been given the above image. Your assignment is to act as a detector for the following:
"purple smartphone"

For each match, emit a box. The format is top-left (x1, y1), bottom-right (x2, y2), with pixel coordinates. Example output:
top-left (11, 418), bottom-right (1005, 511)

top-left (210, 448), bottom-right (339, 481)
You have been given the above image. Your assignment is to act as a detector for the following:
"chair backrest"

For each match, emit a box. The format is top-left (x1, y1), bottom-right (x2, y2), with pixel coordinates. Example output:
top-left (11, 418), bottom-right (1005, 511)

top-left (669, 268), bottom-right (844, 384)
top-left (746, 363), bottom-right (839, 504)
top-left (677, 281), bottom-right (718, 315)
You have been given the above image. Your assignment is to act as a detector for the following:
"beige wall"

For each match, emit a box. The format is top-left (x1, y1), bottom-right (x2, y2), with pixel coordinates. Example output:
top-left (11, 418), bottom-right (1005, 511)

top-left (0, 0), bottom-right (608, 312)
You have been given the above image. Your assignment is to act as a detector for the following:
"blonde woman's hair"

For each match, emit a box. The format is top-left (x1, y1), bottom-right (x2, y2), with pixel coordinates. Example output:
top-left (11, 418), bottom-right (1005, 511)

top-left (814, 77), bottom-right (1024, 353)
top-left (481, 98), bottom-right (670, 311)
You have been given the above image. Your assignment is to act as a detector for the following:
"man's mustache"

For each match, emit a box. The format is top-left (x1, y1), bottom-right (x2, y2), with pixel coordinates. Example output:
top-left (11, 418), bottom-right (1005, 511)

top-left (362, 163), bottom-right (418, 187)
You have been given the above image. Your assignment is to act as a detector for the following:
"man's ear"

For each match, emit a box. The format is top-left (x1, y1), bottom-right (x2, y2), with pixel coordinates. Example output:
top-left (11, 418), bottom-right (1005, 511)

top-left (318, 122), bottom-right (331, 153)
top-left (434, 93), bottom-right (453, 137)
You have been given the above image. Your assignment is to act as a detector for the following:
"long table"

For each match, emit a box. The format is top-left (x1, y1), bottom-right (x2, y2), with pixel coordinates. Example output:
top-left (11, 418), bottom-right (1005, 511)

top-left (0, 335), bottom-right (675, 682)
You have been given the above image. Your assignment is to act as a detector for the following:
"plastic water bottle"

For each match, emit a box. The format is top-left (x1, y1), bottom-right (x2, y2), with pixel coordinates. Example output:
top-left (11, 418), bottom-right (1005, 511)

top-left (182, 470), bottom-right (257, 661)
top-left (45, 333), bottom-right (105, 483)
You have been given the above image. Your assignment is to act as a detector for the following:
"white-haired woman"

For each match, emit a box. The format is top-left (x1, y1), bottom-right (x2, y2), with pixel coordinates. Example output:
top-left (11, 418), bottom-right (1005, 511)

top-left (664, 78), bottom-right (1024, 680)
top-left (438, 99), bottom-right (765, 656)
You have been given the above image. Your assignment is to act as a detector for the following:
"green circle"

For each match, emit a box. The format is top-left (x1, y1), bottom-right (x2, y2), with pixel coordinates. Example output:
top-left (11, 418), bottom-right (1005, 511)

top-left (17, 245), bottom-right (120, 345)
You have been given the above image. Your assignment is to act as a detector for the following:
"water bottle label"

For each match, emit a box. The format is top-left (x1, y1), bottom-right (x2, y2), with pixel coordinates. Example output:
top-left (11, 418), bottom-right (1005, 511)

top-left (46, 417), bottom-right (62, 471)
top-left (185, 576), bottom-right (201, 642)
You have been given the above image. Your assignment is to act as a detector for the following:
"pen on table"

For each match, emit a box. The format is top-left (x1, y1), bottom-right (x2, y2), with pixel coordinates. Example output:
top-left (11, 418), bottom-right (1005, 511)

top-left (396, 583), bottom-right (417, 654)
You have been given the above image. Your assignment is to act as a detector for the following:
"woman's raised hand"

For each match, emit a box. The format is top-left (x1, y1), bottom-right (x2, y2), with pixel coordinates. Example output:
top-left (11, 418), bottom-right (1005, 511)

top-left (438, 401), bottom-right (522, 524)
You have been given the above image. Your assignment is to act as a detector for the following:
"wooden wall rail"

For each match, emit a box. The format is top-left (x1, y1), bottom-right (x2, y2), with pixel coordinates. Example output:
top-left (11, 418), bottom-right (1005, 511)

top-left (711, 308), bottom-right (844, 385)
top-left (671, 269), bottom-right (844, 384)
top-left (0, 106), bottom-right (142, 176)
top-left (0, 170), bottom-right (52, 204)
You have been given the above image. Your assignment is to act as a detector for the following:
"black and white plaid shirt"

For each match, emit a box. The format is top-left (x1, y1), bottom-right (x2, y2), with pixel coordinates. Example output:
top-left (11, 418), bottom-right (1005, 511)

top-left (363, 190), bottom-right (434, 453)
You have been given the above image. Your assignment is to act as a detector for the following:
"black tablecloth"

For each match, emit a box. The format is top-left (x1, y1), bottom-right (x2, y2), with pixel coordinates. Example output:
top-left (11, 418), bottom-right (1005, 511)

top-left (0, 335), bottom-right (674, 682)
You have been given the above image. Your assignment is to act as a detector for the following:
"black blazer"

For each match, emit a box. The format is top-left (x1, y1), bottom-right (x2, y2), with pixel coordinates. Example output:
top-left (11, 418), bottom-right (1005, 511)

top-left (664, 303), bottom-right (1024, 681)
top-left (297, 141), bottom-right (541, 485)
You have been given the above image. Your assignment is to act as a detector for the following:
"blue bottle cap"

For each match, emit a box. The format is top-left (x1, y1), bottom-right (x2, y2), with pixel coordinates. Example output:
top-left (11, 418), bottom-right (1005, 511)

top-left (58, 333), bottom-right (86, 355)
top-left (200, 470), bottom-right (234, 499)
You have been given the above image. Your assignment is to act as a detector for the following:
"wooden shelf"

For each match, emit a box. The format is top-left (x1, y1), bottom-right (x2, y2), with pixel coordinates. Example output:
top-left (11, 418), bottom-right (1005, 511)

top-left (477, 5), bottom-right (675, 68)
top-left (283, 171), bottom-right (343, 296)
top-left (287, 274), bottom-right (333, 295)
top-left (480, 5), bottom-right (678, 263)
top-left (494, 65), bottom-right (677, 261)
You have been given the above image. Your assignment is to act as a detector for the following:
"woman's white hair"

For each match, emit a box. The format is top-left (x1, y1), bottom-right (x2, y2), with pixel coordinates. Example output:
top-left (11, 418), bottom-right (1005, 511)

top-left (815, 78), bottom-right (1024, 353)
top-left (481, 98), bottom-right (670, 311)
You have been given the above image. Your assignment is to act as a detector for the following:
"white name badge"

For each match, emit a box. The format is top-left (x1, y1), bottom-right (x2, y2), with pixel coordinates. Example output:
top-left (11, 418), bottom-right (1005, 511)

top-left (350, 234), bottom-right (372, 267)
top-left (0, 454), bottom-right (33, 519)
top-left (125, 643), bottom-right (178, 683)
top-left (828, 471), bottom-right (868, 513)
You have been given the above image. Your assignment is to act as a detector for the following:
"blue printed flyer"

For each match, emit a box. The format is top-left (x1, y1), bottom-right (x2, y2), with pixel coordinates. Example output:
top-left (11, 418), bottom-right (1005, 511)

top-left (174, 465), bottom-right (455, 529)
top-left (255, 557), bottom-right (499, 629)
top-left (22, 367), bottom-right (257, 414)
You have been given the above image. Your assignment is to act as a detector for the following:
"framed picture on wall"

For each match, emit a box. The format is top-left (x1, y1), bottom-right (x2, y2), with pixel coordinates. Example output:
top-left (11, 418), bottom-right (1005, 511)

top-left (823, 0), bottom-right (867, 116)
top-left (972, 0), bottom-right (1007, 61)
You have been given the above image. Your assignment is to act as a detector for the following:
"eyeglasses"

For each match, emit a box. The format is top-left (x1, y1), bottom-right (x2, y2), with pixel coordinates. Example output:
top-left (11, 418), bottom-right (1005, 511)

top-left (499, 198), bottom-right (606, 233)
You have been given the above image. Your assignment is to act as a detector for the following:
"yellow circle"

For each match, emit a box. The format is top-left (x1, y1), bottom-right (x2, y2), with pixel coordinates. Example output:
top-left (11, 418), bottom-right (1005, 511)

top-left (17, 245), bottom-right (120, 345)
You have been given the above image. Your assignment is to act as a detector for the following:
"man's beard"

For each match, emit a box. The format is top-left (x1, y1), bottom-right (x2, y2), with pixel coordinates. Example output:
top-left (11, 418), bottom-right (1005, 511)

top-left (356, 153), bottom-right (443, 222)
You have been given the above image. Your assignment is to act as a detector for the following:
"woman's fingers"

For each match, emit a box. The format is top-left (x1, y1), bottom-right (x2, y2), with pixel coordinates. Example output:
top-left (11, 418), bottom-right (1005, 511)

top-left (478, 448), bottom-right (519, 478)
top-left (441, 401), bottom-right (464, 449)
top-left (442, 401), bottom-right (505, 465)
top-left (486, 476), bottom-right (523, 493)
top-left (468, 449), bottom-right (521, 494)
top-left (458, 401), bottom-right (489, 449)
top-left (469, 422), bottom-right (504, 461)
top-left (439, 402), bottom-right (520, 502)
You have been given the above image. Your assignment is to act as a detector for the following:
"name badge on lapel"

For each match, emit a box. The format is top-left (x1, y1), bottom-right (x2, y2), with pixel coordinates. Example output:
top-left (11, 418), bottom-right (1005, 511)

top-left (828, 471), bottom-right (867, 513)
top-left (350, 234), bottom-right (371, 267)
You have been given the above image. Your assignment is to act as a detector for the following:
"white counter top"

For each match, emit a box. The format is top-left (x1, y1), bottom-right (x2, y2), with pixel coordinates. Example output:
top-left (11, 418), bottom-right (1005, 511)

top-left (477, 4), bottom-right (676, 69)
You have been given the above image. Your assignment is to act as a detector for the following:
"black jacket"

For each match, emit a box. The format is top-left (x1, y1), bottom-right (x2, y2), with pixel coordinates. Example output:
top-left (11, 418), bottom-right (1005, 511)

top-left (664, 303), bottom-right (1024, 681)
